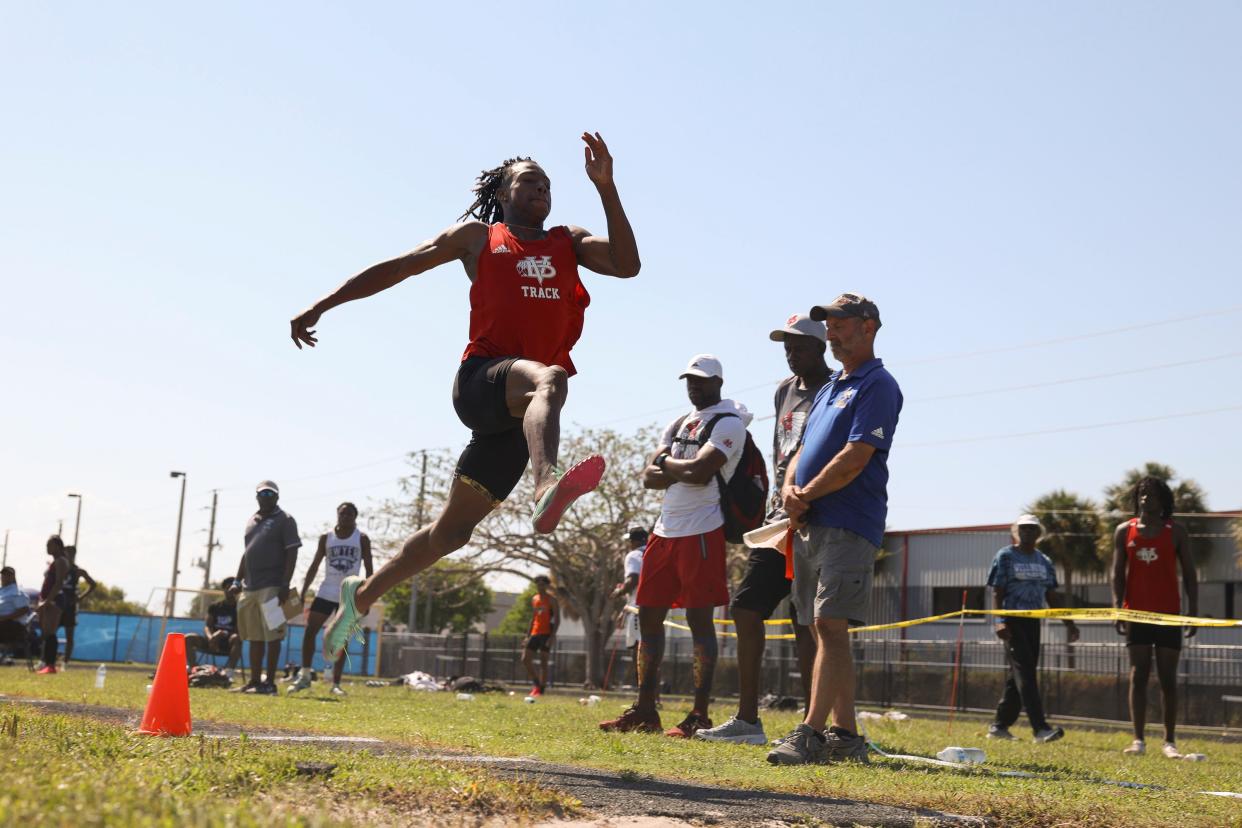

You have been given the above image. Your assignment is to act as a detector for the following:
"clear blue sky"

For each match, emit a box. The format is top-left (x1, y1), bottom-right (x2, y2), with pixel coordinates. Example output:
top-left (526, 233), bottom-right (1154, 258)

top-left (3, 2), bottom-right (1240, 610)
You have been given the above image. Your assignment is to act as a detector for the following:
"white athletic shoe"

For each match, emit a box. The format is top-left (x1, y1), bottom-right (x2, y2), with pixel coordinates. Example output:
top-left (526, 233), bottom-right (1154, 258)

top-left (330, 684), bottom-right (346, 696)
top-left (1033, 726), bottom-right (1064, 743)
top-left (1161, 742), bottom-right (1181, 759)
top-left (694, 715), bottom-right (768, 745)
top-left (287, 672), bottom-right (313, 694)
top-left (1123, 739), bottom-right (1146, 755)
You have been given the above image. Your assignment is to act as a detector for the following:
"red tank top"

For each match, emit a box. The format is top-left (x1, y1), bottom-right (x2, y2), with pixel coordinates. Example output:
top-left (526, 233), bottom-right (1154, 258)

top-left (1122, 518), bottom-right (1181, 615)
top-left (462, 224), bottom-right (590, 376)
top-left (530, 593), bottom-right (553, 636)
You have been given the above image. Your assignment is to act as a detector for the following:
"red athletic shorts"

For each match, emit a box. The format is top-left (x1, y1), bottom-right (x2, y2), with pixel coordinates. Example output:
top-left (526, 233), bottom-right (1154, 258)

top-left (635, 527), bottom-right (729, 609)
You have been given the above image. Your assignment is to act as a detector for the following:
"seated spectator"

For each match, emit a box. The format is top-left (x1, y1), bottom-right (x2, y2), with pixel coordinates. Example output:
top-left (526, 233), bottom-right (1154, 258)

top-left (185, 577), bottom-right (242, 670)
top-left (0, 566), bottom-right (33, 653)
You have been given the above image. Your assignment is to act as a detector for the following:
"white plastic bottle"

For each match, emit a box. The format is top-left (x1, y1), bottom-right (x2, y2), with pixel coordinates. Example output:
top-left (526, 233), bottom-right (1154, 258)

top-left (95, 664), bottom-right (107, 689)
top-left (937, 746), bottom-right (986, 764)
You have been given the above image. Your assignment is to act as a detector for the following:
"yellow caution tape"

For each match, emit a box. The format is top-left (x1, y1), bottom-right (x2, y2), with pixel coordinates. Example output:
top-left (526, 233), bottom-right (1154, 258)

top-left (625, 604), bottom-right (1239, 639)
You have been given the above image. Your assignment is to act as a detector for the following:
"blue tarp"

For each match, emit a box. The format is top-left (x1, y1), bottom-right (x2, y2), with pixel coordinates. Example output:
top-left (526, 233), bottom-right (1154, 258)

top-left (67, 611), bottom-right (376, 674)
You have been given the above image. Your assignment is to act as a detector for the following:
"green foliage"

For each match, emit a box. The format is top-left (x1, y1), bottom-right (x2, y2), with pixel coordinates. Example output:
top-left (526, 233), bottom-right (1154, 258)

top-left (77, 582), bottom-right (149, 616)
top-left (187, 579), bottom-right (231, 619)
top-left (1096, 462), bottom-right (1212, 565)
top-left (381, 560), bottom-right (493, 634)
top-left (496, 582), bottom-right (538, 636)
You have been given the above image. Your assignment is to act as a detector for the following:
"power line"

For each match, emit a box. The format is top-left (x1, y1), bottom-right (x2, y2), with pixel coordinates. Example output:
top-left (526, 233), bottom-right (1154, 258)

top-left (902, 404), bottom-right (1242, 448)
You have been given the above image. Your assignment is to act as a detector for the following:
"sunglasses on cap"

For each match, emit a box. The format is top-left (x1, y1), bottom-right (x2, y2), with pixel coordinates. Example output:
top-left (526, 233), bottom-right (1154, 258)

top-left (257, 490), bottom-right (278, 498)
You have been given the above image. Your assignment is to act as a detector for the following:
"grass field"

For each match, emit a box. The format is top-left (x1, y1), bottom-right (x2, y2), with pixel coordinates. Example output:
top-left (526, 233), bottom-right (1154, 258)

top-left (2, 666), bottom-right (1240, 827)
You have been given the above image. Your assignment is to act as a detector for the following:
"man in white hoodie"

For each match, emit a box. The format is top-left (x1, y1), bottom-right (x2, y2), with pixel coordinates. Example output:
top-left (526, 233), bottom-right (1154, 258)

top-left (599, 354), bottom-right (751, 739)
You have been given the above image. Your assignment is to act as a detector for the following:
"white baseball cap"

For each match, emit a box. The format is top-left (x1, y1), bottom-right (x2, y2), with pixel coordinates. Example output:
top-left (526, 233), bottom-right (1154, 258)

top-left (1014, 514), bottom-right (1042, 529)
top-left (679, 354), bottom-right (723, 380)
top-left (255, 480), bottom-right (280, 495)
top-left (770, 313), bottom-right (827, 343)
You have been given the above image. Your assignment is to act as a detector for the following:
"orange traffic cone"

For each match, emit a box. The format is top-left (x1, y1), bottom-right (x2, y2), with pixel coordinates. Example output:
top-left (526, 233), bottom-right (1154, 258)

top-left (136, 633), bottom-right (192, 737)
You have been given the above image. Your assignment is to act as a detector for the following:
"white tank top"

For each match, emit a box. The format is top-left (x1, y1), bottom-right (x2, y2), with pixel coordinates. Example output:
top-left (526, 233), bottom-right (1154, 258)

top-left (318, 528), bottom-right (362, 603)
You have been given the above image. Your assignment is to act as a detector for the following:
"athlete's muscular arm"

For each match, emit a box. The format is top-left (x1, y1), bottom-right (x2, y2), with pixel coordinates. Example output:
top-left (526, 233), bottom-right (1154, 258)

top-left (78, 568), bottom-right (97, 601)
top-left (1174, 522), bottom-right (1198, 637)
top-left (661, 444), bottom-right (729, 486)
top-left (290, 221), bottom-right (489, 348)
top-left (361, 534), bottom-right (374, 579)
top-left (1111, 523), bottom-right (1129, 634)
top-left (300, 536), bottom-right (327, 603)
top-left (642, 446), bottom-right (675, 490)
top-left (566, 132), bottom-right (641, 279)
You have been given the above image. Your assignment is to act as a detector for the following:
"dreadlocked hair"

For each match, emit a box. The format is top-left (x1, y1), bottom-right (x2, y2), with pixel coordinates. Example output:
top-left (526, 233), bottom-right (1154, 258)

top-left (458, 156), bottom-right (535, 224)
top-left (1133, 476), bottom-right (1175, 520)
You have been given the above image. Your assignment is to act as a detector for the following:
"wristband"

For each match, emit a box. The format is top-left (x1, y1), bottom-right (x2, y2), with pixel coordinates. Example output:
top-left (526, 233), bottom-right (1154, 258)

top-left (655, 452), bottom-right (670, 470)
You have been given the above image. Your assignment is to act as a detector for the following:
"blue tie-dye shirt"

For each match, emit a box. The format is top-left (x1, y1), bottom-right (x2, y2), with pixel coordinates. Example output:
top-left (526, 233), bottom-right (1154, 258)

top-left (986, 545), bottom-right (1058, 611)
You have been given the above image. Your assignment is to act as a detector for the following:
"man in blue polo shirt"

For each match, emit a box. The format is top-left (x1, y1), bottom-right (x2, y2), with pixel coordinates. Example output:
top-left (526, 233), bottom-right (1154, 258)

top-left (768, 293), bottom-right (902, 766)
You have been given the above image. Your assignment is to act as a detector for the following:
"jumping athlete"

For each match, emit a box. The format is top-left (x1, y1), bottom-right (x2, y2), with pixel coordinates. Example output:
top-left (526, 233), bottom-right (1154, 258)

top-left (290, 133), bottom-right (640, 661)
top-left (1112, 476), bottom-right (1198, 758)
top-left (290, 502), bottom-right (373, 695)
top-left (522, 575), bottom-right (559, 696)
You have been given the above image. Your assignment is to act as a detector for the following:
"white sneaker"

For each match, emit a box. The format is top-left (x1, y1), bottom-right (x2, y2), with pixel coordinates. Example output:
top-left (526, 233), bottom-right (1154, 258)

top-left (330, 684), bottom-right (346, 696)
top-left (987, 725), bottom-right (1017, 740)
top-left (1161, 742), bottom-right (1181, 759)
top-left (693, 715), bottom-right (768, 745)
top-left (287, 672), bottom-right (313, 694)
top-left (1123, 739), bottom-right (1146, 755)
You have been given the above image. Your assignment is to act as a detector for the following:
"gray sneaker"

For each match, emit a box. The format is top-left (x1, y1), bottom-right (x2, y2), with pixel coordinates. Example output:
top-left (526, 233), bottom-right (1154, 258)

top-left (766, 724), bottom-right (828, 765)
top-left (694, 715), bottom-right (768, 745)
top-left (824, 727), bottom-right (870, 763)
top-left (1033, 726), bottom-right (1064, 743)
top-left (287, 672), bottom-right (313, 694)
top-left (987, 724), bottom-right (1017, 741)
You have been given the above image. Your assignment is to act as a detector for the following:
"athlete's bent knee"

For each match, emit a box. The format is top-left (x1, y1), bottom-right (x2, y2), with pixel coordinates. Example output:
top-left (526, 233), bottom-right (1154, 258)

top-left (536, 366), bottom-right (569, 399)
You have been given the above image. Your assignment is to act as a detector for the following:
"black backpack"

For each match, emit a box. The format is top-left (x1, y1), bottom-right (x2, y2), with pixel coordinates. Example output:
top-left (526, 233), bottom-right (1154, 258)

top-left (671, 412), bottom-right (769, 543)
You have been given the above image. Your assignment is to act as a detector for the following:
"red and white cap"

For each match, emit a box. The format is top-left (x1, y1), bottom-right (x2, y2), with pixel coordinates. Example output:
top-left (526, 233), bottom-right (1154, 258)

top-left (769, 313), bottom-right (827, 343)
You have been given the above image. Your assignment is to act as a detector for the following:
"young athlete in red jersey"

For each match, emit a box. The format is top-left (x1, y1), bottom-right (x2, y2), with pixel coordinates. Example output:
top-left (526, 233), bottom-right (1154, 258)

top-left (522, 575), bottom-right (559, 696)
top-left (1112, 476), bottom-right (1198, 758)
top-left (290, 134), bottom-right (640, 659)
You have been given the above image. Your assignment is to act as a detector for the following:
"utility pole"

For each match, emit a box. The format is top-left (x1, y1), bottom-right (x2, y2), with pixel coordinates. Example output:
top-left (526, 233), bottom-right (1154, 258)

top-left (1, 530), bottom-right (8, 568)
top-left (67, 493), bottom-right (83, 547)
top-left (407, 450), bottom-right (428, 632)
top-left (167, 471), bottom-right (188, 617)
top-left (202, 490), bottom-right (220, 589)
top-left (57, 519), bottom-right (64, 537)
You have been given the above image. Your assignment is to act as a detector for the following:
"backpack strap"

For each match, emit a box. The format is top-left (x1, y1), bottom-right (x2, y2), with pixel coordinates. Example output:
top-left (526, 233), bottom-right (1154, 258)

top-left (700, 412), bottom-right (740, 489)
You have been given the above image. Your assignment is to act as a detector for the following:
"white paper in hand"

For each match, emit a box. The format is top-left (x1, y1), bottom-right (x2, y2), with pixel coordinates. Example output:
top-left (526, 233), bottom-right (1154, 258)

top-left (260, 597), bottom-right (286, 631)
top-left (743, 519), bottom-right (790, 549)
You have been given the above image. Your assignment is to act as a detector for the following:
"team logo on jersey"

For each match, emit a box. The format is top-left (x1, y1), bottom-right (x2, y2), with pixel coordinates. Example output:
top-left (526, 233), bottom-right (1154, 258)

top-left (517, 256), bottom-right (557, 284)
top-left (1136, 546), bottom-right (1159, 564)
top-left (834, 388), bottom-right (856, 408)
top-left (492, 244), bottom-right (511, 254)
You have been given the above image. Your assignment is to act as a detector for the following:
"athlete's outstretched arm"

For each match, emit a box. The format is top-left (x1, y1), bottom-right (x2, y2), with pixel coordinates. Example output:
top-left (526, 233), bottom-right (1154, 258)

top-left (568, 132), bottom-right (641, 279)
top-left (290, 221), bottom-right (488, 348)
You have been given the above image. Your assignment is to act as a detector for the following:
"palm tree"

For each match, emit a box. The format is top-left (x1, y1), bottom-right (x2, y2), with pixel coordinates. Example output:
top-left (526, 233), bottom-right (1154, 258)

top-left (1097, 462), bottom-right (1211, 565)
top-left (1025, 490), bottom-right (1102, 606)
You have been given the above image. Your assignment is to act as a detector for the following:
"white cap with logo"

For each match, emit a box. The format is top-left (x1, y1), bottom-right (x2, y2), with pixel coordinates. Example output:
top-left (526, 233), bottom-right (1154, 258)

top-left (679, 354), bottom-right (723, 380)
top-left (1014, 513), bottom-right (1042, 530)
top-left (255, 480), bottom-right (280, 496)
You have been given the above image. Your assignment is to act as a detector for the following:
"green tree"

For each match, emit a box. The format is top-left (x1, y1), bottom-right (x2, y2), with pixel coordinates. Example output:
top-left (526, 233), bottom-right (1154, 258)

top-left (496, 582), bottom-right (538, 636)
top-left (1096, 462), bottom-right (1212, 565)
top-left (187, 579), bottom-right (231, 619)
top-left (381, 560), bottom-right (493, 634)
top-left (78, 582), bottom-right (150, 616)
top-left (1025, 490), bottom-right (1102, 604)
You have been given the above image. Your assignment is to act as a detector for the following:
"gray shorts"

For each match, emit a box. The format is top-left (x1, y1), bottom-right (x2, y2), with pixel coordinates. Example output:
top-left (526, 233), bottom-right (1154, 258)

top-left (791, 525), bottom-right (877, 626)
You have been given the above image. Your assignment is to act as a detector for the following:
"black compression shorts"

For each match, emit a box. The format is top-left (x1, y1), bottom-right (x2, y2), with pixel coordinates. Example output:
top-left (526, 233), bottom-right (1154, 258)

top-left (730, 546), bottom-right (792, 620)
top-left (1126, 622), bottom-right (1183, 651)
top-left (309, 596), bottom-right (339, 617)
top-left (452, 356), bottom-right (529, 503)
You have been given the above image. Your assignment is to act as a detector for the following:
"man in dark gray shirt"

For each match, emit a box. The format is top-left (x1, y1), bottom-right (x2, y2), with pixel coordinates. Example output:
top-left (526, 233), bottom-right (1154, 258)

top-left (232, 480), bottom-right (301, 694)
top-left (696, 313), bottom-right (830, 746)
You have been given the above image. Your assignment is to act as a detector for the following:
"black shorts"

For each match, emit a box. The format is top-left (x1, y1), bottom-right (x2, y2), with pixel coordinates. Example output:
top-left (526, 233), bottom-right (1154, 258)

top-left (452, 356), bottom-right (529, 503)
top-left (59, 603), bottom-right (77, 629)
top-left (525, 634), bottom-right (552, 652)
top-left (730, 546), bottom-right (792, 620)
top-left (309, 596), bottom-right (339, 617)
top-left (1127, 622), bottom-right (1183, 651)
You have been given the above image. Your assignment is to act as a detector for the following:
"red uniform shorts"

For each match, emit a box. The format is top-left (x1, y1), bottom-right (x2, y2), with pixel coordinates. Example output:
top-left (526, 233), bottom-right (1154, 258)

top-left (635, 527), bottom-right (729, 609)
